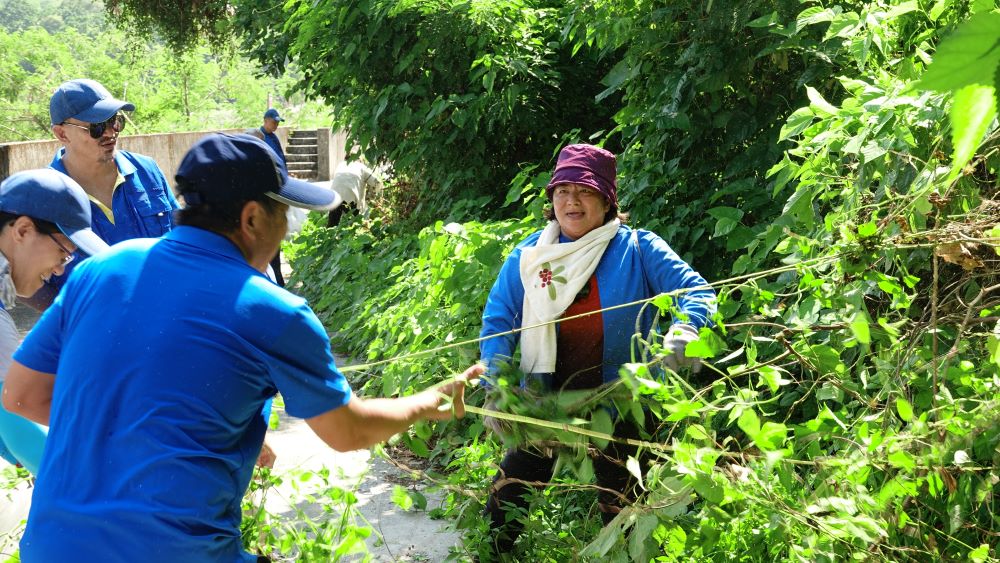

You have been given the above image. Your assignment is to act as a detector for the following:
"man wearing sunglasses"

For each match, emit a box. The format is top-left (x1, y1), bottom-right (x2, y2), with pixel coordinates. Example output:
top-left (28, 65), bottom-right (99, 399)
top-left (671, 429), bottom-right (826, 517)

top-left (25, 79), bottom-right (179, 310)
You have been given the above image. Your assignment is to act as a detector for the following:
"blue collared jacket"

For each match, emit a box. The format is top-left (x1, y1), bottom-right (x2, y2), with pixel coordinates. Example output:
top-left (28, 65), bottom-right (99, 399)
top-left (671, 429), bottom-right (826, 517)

top-left (47, 149), bottom-right (178, 290)
top-left (480, 224), bottom-right (717, 387)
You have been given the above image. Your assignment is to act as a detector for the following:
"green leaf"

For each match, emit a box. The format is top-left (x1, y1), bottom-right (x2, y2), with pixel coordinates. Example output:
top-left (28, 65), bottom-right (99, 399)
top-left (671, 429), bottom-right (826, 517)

top-left (629, 515), bottom-right (659, 562)
top-left (969, 544), bottom-right (990, 563)
top-left (779, 107), bottom-right (815, 141)
top-left (590, 408), bottom-right (613, 449)
top-left (888, 450), bottom-right (916, 471)
top-left (917, 13), bottom-right (1000, 92)
top-left (626, 456), bottom-right (645, 490)
top-left (597, 60), bottom-right (636, 102)
top-left (806, 86), bottom-right (838, 116)
top-left (758, 365), bottom-right (790, 393)
top-left (885, 1), bottom-right (920, 20)
top-left (391, 485), bottom-right (414, 511)
top-left (948, 84), bottom-right (998, 182)
top-left (690, 473), bottom-right (725, 504)
top-left (857, 221), bottom-right (878, 238)
top-left (850, 314), bottom-right (871, 344)
top-left (823, 11), bottom-right (860, 41)
top-left (796, 7), bottom-right (838, 29)
top-left (685, 328), bottom-right (725, 359)
top-left (738, 409), bottom-right (761, 437)
top-left (756, 422), bottom-right (788, 451)
top-left (896, 398), bottom-right (914, 422)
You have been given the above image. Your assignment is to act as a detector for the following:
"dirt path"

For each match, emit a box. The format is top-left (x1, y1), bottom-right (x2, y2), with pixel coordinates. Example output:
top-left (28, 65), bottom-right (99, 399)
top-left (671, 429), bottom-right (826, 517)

top-left (261, 410), bottom-right (464, 561)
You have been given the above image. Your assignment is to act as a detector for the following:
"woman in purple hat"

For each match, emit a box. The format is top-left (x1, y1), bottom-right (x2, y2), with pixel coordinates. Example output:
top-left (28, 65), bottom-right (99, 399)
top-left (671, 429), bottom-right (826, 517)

top-left (476, 143), bottom-right (717, 554)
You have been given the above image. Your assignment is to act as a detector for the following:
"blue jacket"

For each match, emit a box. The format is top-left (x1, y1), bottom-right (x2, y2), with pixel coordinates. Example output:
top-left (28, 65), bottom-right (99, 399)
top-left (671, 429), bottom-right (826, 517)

top-left (47, 149), bottom-right (178, 290)
top-left (480, 224), bottom-right (716, 386)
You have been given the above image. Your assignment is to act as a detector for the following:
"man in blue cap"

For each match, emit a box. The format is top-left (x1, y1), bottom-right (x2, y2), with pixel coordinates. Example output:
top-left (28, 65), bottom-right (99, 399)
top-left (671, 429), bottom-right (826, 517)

top-left (2, 133), bottom-right (481, 562)
top-left (26, 78), bottom-right (178, 310)
top-left (256, 107), bottom-right (287, 167)
top-left (0, 169), bottom-right (108, 476)
top-left (250, 107), bottom-right (288, 286)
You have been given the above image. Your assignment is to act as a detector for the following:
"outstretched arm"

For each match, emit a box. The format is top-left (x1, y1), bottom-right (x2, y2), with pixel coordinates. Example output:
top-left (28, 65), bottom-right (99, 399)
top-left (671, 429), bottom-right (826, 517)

top-left (305, 363), bottom-right (483, 452)
top-left (2, 361), bottom-right (55, 426)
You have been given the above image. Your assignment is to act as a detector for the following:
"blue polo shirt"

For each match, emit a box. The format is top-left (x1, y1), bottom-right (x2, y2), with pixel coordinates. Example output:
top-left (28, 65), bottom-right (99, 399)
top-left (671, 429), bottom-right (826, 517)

top-left (47, 149), bottom-right (179, 289)
top-left (259, 127), bottom-right (286, 167)
top-left (15, 226), bottom-right (352, 563)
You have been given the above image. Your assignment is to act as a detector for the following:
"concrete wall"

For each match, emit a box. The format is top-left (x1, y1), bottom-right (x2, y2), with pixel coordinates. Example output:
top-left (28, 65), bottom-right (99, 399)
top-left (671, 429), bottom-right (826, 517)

top-left (0, 127), bottom-right (290, 182)
top-left (314, 128), bottom-right (350, 180)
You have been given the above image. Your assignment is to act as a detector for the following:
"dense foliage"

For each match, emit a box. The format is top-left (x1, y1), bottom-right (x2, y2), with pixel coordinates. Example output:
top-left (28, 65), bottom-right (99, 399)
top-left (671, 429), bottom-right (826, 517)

top-left (280, 1), bottom-right (1000, 561)
top-left (0, 0), bottom-right (330, 143)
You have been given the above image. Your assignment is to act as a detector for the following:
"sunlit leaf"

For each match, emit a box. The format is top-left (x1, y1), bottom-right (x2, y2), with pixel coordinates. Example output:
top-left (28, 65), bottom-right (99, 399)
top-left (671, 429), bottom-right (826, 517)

top-left (948, 84), bottom-right (997, 182)
top-left (917, 13), bottom-right (1000, 92)
top-left (895, 398), bottom-right (914, 422)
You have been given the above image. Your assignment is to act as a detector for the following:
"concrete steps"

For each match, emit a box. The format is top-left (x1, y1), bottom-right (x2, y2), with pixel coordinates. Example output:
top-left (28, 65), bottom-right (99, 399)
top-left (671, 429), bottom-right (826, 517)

top-left (286, 130), bottom-right (318, 180)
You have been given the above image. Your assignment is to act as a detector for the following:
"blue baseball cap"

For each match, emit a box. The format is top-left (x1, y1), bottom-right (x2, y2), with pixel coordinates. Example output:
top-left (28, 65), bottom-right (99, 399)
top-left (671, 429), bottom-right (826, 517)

top-left (176, 133), bottom-right (340, 211)
top-left (50, 79), bottom-right (135, 126)
top-left (0, 169), bottom-right (110, 257)
top-left (263, 108), bottom-right (284, 122)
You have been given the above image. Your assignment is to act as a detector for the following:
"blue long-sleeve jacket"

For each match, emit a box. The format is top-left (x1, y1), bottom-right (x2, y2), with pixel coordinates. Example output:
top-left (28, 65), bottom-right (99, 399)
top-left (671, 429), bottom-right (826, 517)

top-left (480, 224), bottom-right (716, 386)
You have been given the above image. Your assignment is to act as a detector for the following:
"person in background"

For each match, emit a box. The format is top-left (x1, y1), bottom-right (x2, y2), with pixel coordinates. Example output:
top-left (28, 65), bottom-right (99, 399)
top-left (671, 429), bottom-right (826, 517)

top-left (2, 133), bottom-right (481, 562)
top-left (0, 169), bottom-right (109, 475)
top-left (475, 144), bottom-right (717, 555)
top-left (250, 107), bottom-right (288, 287)
top-left (326, 160), bottom-right (382, 227)
top-left (26, 79), bottom-right (177, 310)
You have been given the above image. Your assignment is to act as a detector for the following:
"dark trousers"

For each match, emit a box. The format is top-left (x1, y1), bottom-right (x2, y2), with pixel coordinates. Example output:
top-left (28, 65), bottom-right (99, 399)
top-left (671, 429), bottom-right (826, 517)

top-left (483, 415), bottom-right (649, 554)
top-left (326, 202), bottom-right (358, 227)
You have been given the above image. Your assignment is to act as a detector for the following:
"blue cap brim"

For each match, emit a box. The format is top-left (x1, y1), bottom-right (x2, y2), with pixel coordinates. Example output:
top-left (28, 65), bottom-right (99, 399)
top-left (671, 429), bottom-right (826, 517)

top-left (60, 226), bottom-right (110, 257)
top-left (267, 177), bottom-right (342, 211)
top-left (73, 99), bottom-right (135, 124)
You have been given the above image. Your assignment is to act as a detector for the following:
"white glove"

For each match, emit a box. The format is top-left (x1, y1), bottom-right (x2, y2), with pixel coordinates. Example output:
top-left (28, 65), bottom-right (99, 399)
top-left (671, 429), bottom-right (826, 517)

top-left (661, 324), bottom-right (702, 374)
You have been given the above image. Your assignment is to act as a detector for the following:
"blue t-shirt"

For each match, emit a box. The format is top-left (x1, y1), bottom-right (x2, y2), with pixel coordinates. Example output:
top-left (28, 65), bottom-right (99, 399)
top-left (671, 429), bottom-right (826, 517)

top-left (15, 226), bottom-right (352, 562)
top-left (47, 149), bottom-right (179, 290)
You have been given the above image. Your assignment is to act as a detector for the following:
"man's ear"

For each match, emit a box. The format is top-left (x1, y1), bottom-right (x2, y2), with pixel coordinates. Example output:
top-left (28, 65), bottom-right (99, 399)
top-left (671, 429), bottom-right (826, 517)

top-left (239, 201), bottom-right (264, 237)
top-left (52, 125), bottom-right (70, 144)
top-left (10, 216), bottom-right (35, 243)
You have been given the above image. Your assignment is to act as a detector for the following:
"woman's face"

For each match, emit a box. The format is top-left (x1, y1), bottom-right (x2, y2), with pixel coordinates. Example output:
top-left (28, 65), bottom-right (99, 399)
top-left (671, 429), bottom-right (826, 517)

top-left (551, 183), bottom-right (610, 240)
top-left (8, 218), bottom-right (76, 297)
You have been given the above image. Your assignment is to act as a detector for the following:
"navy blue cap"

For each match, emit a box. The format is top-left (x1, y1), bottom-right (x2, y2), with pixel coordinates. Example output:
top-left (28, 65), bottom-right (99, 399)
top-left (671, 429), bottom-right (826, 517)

top-left (50, 79), bottom-right (135, 126)
top-left (175, 133), bottom-right (340, 211)
top-left (0, 169), bottom-right (110, 257)
top-left (263, 108), bottom-right (284, 122)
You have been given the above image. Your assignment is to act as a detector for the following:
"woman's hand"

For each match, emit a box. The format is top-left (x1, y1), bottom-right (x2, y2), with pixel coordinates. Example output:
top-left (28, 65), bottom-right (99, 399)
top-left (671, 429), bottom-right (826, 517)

top-left (661, 324), bottom-right (702, 374)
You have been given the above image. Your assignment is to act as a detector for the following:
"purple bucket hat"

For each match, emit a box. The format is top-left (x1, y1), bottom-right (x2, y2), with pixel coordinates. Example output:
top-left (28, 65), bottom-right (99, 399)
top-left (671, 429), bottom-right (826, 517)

top-left (546, 144), bottom-right (618, 210)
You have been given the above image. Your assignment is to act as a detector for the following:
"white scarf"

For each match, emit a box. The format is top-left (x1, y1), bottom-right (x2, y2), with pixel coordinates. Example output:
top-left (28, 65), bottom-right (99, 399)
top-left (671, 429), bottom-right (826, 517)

top-left (518, 219), bottom-right (620, 374)
top-left (0, 253), bottom-right (16, 311)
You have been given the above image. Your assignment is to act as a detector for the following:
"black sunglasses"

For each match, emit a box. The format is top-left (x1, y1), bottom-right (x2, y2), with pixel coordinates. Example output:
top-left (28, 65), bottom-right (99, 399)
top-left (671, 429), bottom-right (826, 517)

top-left (61, 114), bottom-right (126, 139)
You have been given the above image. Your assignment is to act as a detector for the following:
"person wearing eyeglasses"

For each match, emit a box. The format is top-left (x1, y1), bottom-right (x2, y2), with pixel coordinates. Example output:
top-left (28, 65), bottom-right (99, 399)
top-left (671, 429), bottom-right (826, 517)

top-left (0, 169), bottom-right (109, 475)
top-left (2, 134), bottom-right (479, 562)
top-left (24, 79), bottom-right (179, 310)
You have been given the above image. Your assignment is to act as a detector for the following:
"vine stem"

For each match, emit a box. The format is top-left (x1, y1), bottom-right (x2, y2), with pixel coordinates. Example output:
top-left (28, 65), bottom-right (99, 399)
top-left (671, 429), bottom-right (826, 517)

top-left (931, 251), bottom-right (938, 417)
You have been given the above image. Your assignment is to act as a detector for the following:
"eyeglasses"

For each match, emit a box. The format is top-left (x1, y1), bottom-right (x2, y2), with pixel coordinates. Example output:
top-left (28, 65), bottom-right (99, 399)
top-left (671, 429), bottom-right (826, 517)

top-left (60, 114), bottom-right (126, 139)
top-left (48, 234), bottom-right (75, 266)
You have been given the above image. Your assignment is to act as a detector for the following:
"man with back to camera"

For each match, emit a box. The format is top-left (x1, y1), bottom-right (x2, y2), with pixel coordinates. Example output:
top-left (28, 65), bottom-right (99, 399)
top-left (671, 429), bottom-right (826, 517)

top-left (1, 133), bottom-right (482, 562)
top-left (26, 78), bottom-right (178, 310)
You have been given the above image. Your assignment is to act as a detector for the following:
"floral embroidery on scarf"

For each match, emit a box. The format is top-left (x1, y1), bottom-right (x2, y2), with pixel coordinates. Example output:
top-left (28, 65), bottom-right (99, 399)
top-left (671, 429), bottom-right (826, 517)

top-left (536, 262), bottom-right (567, 300)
